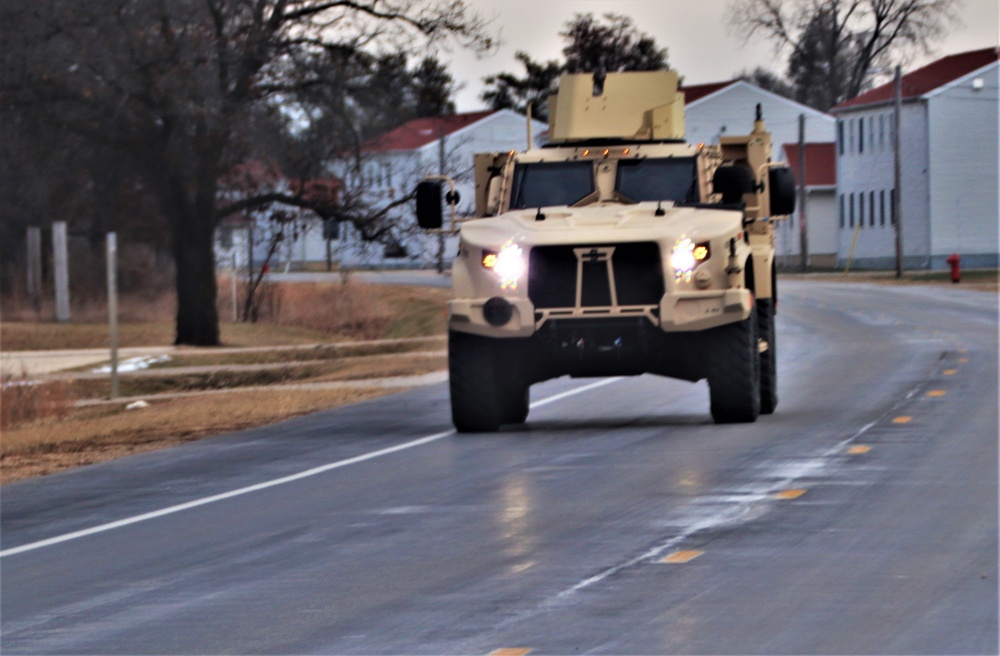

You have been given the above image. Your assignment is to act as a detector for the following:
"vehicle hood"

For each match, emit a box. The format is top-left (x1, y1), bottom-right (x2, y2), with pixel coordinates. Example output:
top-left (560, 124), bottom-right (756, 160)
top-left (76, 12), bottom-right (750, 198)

top-left (460, 202), bottom-right (743, 248)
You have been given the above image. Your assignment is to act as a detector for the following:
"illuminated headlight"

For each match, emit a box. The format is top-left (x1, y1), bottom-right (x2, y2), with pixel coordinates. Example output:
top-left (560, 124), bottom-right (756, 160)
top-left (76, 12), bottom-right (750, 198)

top-left (481, 240), bottom-right (525, 290)
top-left (671, 237), bottom-right (710, 282)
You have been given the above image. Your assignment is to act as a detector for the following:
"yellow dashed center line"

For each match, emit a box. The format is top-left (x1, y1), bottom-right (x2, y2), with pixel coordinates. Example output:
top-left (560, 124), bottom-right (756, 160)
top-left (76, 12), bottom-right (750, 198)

top-left (661, 550), bottom-right (703, 564)
top-left (959, 358), bottom-right (970, 363)
top-left (490, 649), bottom-right (532, 656)
top-left (848, 445), bottom-right (872, 454)
top-left (943, 369), bottom-right (958, 376)
top-left (892, 416), bottom-right (912, 424)
top-left (927, 390), bottom-right (947, 397)
top-left (775, 489), bottom-right (808, 500)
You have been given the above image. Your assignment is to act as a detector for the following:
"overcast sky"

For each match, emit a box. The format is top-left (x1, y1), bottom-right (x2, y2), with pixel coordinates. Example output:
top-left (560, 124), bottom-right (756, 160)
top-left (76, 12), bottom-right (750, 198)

top-left (444, 0), bottom-right (999, 111)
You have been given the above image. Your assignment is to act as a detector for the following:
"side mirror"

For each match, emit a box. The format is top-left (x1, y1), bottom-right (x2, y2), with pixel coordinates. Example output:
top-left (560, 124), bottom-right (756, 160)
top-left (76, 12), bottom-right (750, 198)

top-left (712, 166), bottom-right (755, 204)
top-left (768, 166), bottom-right (796, 216)
top-left (415, 181), bottom-right (444, 230)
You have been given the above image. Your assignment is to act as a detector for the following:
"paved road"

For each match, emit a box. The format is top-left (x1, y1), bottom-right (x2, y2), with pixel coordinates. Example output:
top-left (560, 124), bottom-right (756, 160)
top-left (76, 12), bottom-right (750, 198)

top-left (1, 281), bottom-right (996, 654)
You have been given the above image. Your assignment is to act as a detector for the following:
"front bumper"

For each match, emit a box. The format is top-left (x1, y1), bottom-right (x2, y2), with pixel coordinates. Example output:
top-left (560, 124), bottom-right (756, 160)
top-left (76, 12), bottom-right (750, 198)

top-left (448, 288), bottom-right (752, 338)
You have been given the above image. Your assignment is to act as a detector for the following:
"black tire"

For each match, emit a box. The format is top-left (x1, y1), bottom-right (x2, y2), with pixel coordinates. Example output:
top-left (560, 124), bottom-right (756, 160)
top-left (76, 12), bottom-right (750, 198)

top-left (449, 330), bottom-right (525, 432)
top-left (757, 298), bottom-right (778, 414)
top-left (708, 305), bottom-right (761, 424)
top-left (501, 382), bottom-right (530, 425)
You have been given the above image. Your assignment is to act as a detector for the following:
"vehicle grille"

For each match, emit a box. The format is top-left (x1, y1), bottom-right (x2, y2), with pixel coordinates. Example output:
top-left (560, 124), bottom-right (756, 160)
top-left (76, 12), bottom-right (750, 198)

top-left (528, 242), bottom-right (665, 309)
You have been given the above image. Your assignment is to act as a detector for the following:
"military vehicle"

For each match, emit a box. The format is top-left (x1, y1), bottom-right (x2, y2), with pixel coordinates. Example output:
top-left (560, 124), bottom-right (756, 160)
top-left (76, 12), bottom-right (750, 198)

top-left (415, 70), bottom-right (795, 432)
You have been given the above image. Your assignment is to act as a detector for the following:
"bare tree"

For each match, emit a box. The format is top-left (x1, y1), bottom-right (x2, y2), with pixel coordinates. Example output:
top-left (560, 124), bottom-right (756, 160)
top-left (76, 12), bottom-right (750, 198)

top-left (727, 0), bottom-right (959, 110)
top-left (2, 0), bottom-right (493, 346)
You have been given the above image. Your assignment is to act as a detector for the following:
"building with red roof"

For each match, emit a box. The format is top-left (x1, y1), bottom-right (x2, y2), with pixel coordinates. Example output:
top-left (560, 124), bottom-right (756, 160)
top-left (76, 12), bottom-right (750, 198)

top-left (832, 47), bottom-right (998, 269)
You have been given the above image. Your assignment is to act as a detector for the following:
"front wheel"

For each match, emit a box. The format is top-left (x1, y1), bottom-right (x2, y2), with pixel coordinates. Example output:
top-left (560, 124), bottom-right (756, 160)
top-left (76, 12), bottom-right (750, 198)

top-left (707, 306), bottom-right (761, 424)
top-left (449, 331), bottom-right (528, 432)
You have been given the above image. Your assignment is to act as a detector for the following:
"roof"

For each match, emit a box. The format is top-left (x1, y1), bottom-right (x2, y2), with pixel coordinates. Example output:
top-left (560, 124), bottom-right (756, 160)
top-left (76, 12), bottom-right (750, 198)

top-left (365, 111), bottom-right (495, 153)
top-left (781, 143), bottom-right (837, 187)
top-left (834, 47), bottom-right (999, 111)
top-left (680, 80), bottom-right (737, 104)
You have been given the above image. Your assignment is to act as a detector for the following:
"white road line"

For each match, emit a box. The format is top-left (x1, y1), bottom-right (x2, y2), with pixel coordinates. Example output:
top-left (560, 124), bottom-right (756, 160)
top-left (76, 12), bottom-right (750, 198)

top-left (0, 378), bottom-right (621, 558)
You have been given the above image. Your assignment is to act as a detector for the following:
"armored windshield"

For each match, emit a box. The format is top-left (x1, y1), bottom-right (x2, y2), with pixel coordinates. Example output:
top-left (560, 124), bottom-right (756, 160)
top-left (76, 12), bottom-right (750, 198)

top-left (615, 157), bottom-right (699, 204)
top-left (511, 161), bottom-right (594, 209)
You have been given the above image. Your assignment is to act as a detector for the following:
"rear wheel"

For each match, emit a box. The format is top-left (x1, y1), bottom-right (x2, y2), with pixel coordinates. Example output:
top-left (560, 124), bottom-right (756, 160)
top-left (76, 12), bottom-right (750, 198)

top-left (757, 298), bottom-right (778, 414)
top-left (708, 306), bottom-right (761, 424)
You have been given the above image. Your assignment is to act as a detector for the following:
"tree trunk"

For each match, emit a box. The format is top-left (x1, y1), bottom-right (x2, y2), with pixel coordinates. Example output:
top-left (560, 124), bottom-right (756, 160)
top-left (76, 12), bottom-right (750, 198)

top-left (172, 209), bottom-right (220, 346)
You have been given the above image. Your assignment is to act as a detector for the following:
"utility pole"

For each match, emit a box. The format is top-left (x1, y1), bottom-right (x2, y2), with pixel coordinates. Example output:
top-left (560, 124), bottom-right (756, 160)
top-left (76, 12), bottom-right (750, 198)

top-left (893, 65), bottom-right (904, 278)
top-left (797, 113), bottom-right (809, 272)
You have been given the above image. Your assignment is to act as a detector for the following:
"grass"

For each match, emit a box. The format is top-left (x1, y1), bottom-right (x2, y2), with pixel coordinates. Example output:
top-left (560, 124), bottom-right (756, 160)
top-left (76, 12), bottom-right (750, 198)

top-left (0, 280), bottom-right (451, 484)
top-left (59, 353), bottom-right (446, 401)
top-left (1, 388), bottom-right (394, 484)
top-left (1, 282), bottom-right (449, 351)
top-left (1, 375), bottom-right (76, 430)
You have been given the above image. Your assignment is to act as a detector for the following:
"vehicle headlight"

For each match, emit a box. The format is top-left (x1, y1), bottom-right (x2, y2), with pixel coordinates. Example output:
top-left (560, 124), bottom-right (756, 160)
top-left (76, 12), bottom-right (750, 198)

top-left (482, 240), bottom-right (525, 290)
top-left (671, 237), bottom-right (710, 282)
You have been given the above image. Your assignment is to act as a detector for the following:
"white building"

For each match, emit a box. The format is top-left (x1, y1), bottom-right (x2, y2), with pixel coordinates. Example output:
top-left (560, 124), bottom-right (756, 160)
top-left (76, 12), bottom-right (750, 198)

top-left (683, 80), bottom-right (835, 151)
top-left (327, 109), bottom-right (546, 269)
top-left (832, 47), bottom-right (999, 269)
top-left (682, 80), bottom-right (837, 268)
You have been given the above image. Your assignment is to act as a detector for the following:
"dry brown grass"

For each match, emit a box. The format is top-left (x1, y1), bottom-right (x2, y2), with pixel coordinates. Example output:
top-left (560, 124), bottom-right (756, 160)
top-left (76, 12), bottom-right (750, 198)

top-left (0, 279), bottom-right (451, 484)
top-left (56, 353), bottom-right (446, 401)
top-left (0, 387), bottom-right (395, 484)
top-left (1, 374), bottom-right (77, 430)
top-left (1, 282), bottom-right (449, 351)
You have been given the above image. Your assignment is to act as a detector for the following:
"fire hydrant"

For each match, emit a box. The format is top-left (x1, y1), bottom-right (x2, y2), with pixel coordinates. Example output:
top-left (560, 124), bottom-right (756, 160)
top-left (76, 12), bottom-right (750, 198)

top-left (946, 253), bottom-right (961, 283)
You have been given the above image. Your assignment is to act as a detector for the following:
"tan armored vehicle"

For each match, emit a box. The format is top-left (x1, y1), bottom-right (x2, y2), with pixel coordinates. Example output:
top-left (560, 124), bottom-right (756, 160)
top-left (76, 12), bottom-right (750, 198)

top-left (416, 70), bottom-right (795, 432)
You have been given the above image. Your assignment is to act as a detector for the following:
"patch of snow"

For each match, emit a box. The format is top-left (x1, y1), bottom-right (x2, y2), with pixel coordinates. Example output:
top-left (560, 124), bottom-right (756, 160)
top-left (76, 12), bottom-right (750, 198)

top-left (92, 355), bottom-right (171, 374)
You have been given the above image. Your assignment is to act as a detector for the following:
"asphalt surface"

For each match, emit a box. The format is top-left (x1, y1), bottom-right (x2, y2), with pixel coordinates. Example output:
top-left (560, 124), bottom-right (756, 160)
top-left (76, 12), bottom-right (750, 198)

top-left (1, 280), bottom-right (997, 655)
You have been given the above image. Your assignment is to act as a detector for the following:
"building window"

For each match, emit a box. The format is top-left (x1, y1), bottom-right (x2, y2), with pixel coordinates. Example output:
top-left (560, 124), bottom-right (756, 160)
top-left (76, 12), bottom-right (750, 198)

top-left (890, 189), bottom-right (896, 225)
top-left (837, 121), bottom-right (844, 155)
top-left (848, 119), bottom-right (855, 154)
top-left (849, 192), bottom-right (855, 227)
top-left (880, 190), bottom-right (886, 226)
top-left (859, 191), bottom-right (865, 227)
top-left (869, 191), bottom-right (876, 226)
top-left (839, 194), bottom-right (845, 228)
top-left (859, 117), bottom-right (865, 153)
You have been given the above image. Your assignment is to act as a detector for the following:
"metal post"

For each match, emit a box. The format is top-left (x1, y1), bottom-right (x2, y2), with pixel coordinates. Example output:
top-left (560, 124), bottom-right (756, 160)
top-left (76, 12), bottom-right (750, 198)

top-left (231, 252), bottom-right (238, 323)
top-left (106, 232), bottom-right (120, 399)
top-left (52, 221), bottom-right (71, 322)
top-left (797, 114), bottom-right (809, 272)
top-left (893, 65), bottom-right (904, 278)
top-left (26, 226), bottom-right (42, 314)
